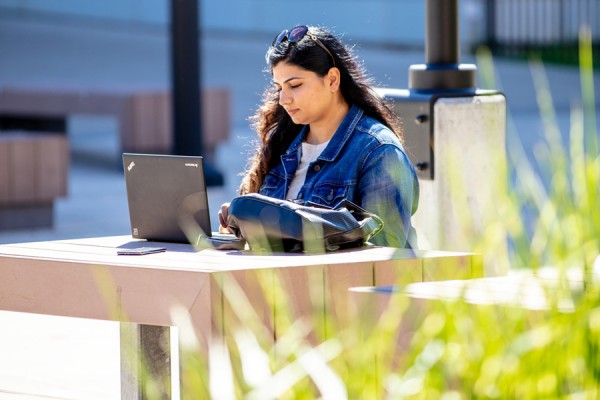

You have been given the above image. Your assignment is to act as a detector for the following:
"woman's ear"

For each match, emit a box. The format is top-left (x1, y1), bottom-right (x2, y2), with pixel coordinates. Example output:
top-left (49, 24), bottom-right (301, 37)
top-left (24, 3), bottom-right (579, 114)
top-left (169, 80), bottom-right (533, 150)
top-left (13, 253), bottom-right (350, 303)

top-left (327, 67), bottom-right (341, 92)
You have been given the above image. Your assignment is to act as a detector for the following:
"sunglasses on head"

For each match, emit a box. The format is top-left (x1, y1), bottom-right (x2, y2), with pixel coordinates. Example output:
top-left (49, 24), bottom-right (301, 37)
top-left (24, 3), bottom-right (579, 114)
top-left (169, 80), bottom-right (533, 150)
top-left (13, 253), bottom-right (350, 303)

top-left (270, 25), bottom-right (336, 67)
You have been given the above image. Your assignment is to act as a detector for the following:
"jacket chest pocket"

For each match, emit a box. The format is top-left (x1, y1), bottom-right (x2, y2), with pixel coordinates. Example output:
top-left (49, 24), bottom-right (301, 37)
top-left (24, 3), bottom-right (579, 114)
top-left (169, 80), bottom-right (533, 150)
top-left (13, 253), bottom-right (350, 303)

top-left (310, 185), bottom-right (348, 207)
top-left (259, 173), bottom-right (286, 198)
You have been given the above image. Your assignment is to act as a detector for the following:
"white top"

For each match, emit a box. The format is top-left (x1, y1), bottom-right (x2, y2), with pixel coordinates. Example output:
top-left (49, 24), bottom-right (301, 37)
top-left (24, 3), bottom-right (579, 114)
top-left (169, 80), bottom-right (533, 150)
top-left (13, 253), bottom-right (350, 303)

top-left (286, 140), bottom-right (330, 200)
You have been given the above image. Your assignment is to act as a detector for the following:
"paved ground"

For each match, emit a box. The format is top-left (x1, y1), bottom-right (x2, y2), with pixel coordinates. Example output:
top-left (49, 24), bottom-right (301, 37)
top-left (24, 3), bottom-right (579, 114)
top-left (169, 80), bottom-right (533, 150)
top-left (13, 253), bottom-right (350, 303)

top-left (0, 11), bottom-right (598, 399)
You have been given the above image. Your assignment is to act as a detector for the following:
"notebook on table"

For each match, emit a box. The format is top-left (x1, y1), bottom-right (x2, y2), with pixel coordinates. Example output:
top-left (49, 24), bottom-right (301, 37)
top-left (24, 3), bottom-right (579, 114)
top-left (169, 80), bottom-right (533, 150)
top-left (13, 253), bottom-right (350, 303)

top-left (122, 153), bottom-right (243, 248)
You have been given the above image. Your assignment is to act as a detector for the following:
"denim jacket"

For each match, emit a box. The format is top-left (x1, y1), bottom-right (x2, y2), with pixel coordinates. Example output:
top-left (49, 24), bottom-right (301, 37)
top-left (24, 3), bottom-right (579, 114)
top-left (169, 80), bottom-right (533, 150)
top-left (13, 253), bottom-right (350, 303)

top-left (259, 104), bottom-right (419, 248)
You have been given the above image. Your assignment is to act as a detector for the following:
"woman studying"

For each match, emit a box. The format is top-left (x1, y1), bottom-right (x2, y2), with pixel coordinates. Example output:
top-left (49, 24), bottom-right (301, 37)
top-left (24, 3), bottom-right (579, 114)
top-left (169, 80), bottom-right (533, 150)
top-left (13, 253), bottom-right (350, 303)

top-left (219, 25), bottom-right (419, 248)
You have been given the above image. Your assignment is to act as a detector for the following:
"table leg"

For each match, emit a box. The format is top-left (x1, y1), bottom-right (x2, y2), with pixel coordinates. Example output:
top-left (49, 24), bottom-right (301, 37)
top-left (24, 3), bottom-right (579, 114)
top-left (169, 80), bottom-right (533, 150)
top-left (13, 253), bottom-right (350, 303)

top-left (120, 323), bottom-right (173, 399)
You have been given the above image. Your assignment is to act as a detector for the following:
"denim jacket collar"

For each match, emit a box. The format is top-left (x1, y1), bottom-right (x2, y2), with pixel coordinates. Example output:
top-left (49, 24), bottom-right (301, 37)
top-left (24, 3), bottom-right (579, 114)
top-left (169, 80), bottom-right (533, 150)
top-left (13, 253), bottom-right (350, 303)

top-left (283, 104), bottom-right (363, 162)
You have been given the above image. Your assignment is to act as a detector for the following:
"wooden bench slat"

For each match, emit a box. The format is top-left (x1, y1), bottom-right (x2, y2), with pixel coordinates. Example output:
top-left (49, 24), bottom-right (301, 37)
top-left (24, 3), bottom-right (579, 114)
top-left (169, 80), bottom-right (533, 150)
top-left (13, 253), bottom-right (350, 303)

top-left (36, 135), bottom-right (69, 200)
top-left (0, 140), bottom-right (8, 204)
top-left (0, 87), bottom-right (231, 153)
top-left (10, 136), bottom-right (37, 203)
top-left (0, 133), bottom-right (68, 206)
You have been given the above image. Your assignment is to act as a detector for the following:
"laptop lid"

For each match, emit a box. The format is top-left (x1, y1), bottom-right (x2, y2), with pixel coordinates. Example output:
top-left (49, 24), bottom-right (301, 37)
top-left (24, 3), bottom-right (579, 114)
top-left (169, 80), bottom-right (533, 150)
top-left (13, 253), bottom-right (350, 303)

top-left (122, 153), bottom-right (212, 244)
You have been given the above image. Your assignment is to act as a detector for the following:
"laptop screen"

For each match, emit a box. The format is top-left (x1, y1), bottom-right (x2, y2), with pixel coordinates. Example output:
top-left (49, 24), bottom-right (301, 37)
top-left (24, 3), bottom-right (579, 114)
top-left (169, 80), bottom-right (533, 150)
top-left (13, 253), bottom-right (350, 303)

top-left (122, 153), bottom-right (212, 243)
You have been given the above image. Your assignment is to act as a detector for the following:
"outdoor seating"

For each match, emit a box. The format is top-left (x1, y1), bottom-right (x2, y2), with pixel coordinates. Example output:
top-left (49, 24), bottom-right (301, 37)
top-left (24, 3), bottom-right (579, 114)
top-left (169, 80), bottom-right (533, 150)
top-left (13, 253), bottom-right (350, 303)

top-left (0, 235), bottom-right (482, 397)
top-left (0, 87), bottom-right (230, 228)
top-left (0, 86), bottom-right (230, 158)
top-left (0, 132), bottom-right (68, 230)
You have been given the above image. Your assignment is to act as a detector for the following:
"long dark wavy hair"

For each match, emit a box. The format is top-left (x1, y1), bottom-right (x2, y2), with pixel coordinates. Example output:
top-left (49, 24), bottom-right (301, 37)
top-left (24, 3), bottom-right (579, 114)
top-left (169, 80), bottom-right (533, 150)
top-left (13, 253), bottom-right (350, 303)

top-left (239, 26), bottom-right (404, 194)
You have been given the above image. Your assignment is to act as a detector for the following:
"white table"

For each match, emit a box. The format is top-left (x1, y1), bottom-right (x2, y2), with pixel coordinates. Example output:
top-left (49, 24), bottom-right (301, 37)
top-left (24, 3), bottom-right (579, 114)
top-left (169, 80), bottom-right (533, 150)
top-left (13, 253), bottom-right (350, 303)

top-left (0, 235), bottom-right (480, 398)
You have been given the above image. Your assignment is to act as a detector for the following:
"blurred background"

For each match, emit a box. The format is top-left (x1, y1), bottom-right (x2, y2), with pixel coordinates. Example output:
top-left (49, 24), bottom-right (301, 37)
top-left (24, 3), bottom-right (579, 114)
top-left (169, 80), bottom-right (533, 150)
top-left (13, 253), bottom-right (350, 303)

top-left (0, 0), bottom-right (598, 244)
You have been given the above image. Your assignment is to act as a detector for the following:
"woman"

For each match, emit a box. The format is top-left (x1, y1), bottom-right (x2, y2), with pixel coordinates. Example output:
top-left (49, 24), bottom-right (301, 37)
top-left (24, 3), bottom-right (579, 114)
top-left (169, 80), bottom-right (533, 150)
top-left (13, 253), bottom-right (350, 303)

top-left (219, 25), bottom-right (419, 248)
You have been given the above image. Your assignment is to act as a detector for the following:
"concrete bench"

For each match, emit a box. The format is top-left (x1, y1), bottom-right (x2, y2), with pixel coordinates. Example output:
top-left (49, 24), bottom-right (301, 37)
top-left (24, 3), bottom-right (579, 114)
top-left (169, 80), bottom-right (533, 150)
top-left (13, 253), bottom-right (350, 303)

top-left (0, 236), bottom-right (482, 397)
top-left (0, 132), bottom-right (68, 230)
top-left (0, 86), bottom-right (230, 160)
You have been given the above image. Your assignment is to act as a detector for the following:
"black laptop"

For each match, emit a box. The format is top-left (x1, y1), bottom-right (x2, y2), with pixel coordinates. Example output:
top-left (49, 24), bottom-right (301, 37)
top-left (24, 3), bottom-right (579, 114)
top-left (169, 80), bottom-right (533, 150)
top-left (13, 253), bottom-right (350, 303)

top-left (122, 153), bottom-right (242, 248)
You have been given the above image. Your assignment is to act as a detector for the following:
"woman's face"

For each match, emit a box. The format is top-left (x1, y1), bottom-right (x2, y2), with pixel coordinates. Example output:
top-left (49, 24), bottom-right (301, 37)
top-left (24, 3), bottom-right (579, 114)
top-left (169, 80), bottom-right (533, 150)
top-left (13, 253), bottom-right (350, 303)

top-left (272, 61), bottom-right (338, 126)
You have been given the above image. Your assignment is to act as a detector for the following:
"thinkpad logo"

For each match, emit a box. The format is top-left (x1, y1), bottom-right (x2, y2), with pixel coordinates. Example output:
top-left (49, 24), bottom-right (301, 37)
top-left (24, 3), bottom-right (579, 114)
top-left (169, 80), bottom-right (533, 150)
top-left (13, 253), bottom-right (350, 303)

top-left (185, 163), bottom-right (198, 168)
top-left (127, 161), bottom-right (135, 171)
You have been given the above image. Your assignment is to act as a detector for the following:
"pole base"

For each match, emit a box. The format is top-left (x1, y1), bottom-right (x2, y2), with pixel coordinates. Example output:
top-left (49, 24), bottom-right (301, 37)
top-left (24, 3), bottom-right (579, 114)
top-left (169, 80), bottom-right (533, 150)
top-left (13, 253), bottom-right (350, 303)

top-left (409, 63), bottom-right (477, 92)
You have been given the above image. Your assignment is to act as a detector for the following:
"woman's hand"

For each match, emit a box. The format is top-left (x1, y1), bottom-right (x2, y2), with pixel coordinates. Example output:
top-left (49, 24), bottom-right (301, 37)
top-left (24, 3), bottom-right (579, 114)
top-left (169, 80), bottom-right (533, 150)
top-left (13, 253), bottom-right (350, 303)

top-left (218, 202), bottom-right (233, 233)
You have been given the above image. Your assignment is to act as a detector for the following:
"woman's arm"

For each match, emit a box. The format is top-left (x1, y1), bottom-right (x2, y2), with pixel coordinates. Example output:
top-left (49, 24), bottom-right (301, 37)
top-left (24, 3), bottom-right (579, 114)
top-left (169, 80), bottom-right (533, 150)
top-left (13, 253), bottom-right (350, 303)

top-left (357, 144), bottom-right (419, 248)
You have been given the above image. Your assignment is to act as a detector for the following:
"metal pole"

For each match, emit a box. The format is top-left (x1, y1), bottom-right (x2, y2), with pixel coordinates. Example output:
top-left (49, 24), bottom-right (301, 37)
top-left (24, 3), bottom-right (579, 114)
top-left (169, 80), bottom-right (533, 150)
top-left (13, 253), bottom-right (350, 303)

top-left (426, 0), bottom-right (459, 65)
top-left (409, 0), bottom-right (477, 91)
top-left (486, 0), bottom-right (497, 49)
top-left (170, 0), bottom-right (202, 156)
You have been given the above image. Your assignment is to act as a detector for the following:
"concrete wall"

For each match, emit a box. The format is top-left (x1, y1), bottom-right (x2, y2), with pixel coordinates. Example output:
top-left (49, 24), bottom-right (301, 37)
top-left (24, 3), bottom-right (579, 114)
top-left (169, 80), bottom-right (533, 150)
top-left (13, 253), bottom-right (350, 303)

top-left (0, 0), bottom-right (477, 47)
top-left (21, 0), bottom-right (599, 49)
top-left (202, 0), bottom-right (427, 46)
top-left (0, 0), bottom-right (166, 24)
